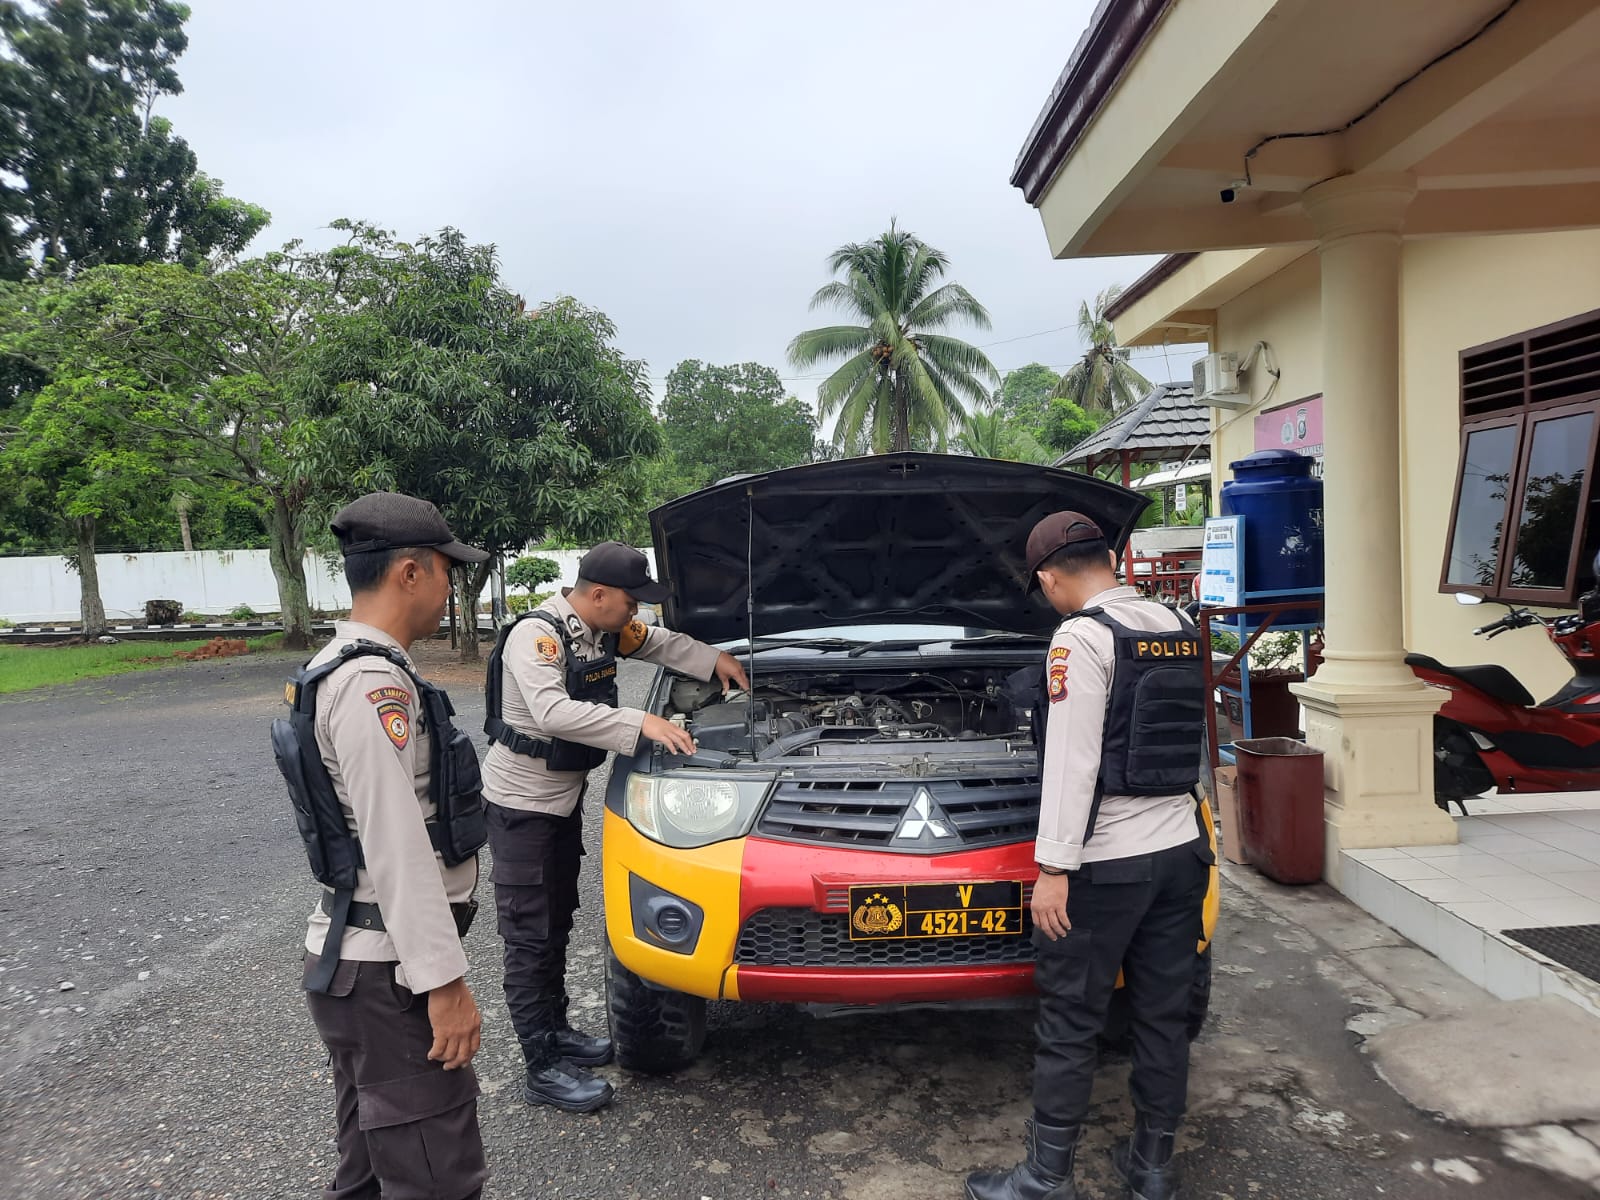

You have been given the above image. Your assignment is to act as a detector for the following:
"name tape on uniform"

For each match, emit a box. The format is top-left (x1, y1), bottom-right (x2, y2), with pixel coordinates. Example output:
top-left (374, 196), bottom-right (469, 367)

top-left (1131, 638), bottom-right (1202, 660)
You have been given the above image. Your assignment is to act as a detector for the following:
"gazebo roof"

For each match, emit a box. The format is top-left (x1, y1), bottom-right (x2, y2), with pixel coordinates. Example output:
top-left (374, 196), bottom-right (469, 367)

top-left (1055, 381), bottom-right (1209, 468)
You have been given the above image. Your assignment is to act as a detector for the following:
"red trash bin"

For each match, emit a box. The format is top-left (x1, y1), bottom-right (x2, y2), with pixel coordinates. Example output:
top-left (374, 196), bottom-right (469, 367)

top-left (1233, 738), bottom-right (1325, 885)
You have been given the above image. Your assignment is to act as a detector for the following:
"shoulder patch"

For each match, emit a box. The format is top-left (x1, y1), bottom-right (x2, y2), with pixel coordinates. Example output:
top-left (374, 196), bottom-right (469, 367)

top-left (1049, 645), bottom-right (1070, 662)
top-left (565, 613), bottom-right (585, 636)
top-left (534, 635), bottom-right (560, 664)
top-left (375, 700), bottom-right (410, 750)
top-left (366, 684), bottom-right (411, 705)
top-left (1047, 657), bottom-right (1070, 703)
top-left (618, 619), bottom-right (648, 656)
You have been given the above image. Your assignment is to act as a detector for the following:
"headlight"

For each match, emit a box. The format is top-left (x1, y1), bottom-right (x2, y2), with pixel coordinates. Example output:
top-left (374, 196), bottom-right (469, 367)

top-left (625, 774), bottom-right (772, 848)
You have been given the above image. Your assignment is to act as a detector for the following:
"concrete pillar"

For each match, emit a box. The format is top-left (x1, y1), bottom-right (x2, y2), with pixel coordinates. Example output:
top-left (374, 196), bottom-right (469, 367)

top-left (1292, 173), bottom-right (1457, 879)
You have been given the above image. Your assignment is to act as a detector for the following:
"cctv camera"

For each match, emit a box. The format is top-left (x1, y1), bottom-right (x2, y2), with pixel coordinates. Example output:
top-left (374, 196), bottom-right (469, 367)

top-left (1220, 188), bottom-right (1236, 204)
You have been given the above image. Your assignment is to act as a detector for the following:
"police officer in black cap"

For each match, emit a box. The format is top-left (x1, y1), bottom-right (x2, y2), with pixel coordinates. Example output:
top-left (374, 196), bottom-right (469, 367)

top-left (481, 540), bottom-right (747, 1111)
top-left (968, 512), bottom-right (1211, 1200)
top-left (274, 492), bottom-right (492, 1200)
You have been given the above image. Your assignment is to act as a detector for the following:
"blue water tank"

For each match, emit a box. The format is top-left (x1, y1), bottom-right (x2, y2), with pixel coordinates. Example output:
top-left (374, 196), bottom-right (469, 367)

top-left (1219, 449), bottom-right (1324, 625)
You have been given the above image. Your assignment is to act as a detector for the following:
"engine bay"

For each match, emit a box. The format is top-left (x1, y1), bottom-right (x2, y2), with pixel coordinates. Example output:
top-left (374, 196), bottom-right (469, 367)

top-left (666, 666), bottom-right (1038, 760)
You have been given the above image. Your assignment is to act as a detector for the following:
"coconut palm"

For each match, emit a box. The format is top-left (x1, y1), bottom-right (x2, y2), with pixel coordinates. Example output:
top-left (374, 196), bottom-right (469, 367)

top-left (1055, 284), bottom-right (1151, 413)
top-left (955, 410), bottom-right (1052, 465)
top-left (788, 222), bottom-right (999, 454)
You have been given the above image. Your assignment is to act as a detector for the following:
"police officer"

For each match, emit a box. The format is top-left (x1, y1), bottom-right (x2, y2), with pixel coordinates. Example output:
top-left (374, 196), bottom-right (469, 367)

top-left (968, 512), bottom-right (1211, 1200)
top-left (276, 492), bottom-right (492, 1200)
top-left (482, 540), bottom-right (748, 1111)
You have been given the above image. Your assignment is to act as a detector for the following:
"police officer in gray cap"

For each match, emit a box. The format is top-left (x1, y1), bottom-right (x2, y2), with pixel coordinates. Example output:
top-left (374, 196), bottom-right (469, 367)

top-left (481, 540), bottom-right (748, 1111)
top-left (273, 492), bottom-right (493, 1200)
top-left (968, 512), bottom-right (1210, 1200)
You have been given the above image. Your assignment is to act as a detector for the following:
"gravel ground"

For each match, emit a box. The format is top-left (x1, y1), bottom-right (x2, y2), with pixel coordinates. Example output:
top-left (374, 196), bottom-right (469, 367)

top-left (1, 643), bottom-right (1586, 1199)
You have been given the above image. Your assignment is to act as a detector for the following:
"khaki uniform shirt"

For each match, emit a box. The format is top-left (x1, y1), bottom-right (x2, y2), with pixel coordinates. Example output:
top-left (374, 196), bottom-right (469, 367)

top-left (482, 591), bottom-right (723, 816)
top-left (1035, 587), bottom-right (1200, 871)
top-left (301, 621), bottom-right (477, 994)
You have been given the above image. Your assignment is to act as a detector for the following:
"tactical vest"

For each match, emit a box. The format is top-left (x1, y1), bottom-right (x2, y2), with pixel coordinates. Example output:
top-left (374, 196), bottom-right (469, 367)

top-left (484, 609), bottom-right (619, 772)
top-left (271, 641), bottom-right (488, 993)
top-left (1026, 606), bottom-right (1206, 842)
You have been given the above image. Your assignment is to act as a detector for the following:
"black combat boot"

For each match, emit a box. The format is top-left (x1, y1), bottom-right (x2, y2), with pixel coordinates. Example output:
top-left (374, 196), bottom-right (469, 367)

top-left (522, 1032), bottom-right (614, 1114)
top-left (553, 994), bottom-right (613, 1067)
top-left (1111, 1118), bottom-right (1180, 1200)
top-left (965, 1120), bottom-right (1081, 1200)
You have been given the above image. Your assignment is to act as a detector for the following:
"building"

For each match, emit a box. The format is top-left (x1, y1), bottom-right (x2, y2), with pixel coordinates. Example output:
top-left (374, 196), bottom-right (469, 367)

top-left (1015, 0), bottom-right (1600, 882)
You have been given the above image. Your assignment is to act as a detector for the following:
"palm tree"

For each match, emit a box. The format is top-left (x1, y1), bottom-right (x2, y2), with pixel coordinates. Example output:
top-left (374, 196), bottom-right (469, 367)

top-left (955, 410), bottom-right (1052, 465)
top-left (788, 222), bottom-right (999, 454)
top-left (1054, 284), bottom-right (1151, 413)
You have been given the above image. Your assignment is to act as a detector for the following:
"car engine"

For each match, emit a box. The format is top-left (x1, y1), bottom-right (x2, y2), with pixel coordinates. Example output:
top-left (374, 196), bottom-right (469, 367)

top-left (666, 668), bottom-right (1036, 758)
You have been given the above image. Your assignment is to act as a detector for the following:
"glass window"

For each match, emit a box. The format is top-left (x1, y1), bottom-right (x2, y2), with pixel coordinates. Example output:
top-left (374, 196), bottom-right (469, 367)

top-left (1509, 412), bottom-right (1595, 590)
top-left (1445, 424), bottom-right (1517, 588)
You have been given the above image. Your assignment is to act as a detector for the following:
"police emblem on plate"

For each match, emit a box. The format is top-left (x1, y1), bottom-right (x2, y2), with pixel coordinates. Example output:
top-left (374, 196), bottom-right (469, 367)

top-left (534, 636), bottom-right (560, 664)
top-left (1048, 656), bottom-right (1069, 702)
top-left (851, 892), bottom-right (904, 937)
top-left (375, 700), bottom-right (410, 750)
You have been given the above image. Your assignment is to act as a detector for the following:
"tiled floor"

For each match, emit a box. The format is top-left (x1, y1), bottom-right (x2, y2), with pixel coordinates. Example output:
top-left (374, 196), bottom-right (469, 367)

top-left (1340, 793), bottom-right (1600, 1018)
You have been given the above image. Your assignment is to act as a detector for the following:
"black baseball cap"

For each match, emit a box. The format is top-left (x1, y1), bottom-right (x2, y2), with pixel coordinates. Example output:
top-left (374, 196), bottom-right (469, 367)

top-left (578, 541), bottom-right (670, 604)
top-left (330, 492), bottom-right (489, 564)
top-left (1024, 510), bottom-right (1106, 593)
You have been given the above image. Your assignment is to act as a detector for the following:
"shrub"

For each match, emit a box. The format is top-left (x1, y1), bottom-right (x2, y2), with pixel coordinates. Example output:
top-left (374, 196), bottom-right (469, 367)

top-left (507, 591), bottom-right (553, 615)
top-left (229, 604), bottom-right (259, 621)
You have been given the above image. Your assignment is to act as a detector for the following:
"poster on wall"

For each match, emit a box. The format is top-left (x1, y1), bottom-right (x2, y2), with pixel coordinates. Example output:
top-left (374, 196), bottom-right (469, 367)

top-left (1255, 395), bottom-right (1324, 475)
top-left (1200, 516), bottom-right (1242, 609)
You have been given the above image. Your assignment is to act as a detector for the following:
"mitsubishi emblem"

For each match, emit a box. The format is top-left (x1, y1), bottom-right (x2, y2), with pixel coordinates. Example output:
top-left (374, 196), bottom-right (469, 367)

top-left (897, 789), bottom-right (954, 841)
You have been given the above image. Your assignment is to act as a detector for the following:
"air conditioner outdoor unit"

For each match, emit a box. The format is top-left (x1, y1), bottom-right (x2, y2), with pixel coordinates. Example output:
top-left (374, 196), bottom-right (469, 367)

top-left (1192, 352), bottom-right (1248, 409)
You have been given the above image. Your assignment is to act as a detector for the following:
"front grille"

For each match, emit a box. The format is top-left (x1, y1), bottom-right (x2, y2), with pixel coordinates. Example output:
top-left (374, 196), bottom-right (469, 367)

top-left (734, 907), bottom-right (1036, 967)
top-left (757, 778), bottom-right (1040, 851)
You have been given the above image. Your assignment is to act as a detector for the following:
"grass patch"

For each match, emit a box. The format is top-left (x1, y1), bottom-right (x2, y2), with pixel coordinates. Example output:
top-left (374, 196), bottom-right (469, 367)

top-left (0, 634), bottom-right (292, 695)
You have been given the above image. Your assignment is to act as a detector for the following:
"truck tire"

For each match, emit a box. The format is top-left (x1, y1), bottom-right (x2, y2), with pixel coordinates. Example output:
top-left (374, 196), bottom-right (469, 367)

top-left (605, 938), bottom-right (707, 1075)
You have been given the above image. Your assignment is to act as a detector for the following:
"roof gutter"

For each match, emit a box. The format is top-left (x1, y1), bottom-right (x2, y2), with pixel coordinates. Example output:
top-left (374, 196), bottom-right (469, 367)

top-left (1105, 253), bottom-right (1197, 321)
top-left (1010, 0), bottom-right (1176, 206)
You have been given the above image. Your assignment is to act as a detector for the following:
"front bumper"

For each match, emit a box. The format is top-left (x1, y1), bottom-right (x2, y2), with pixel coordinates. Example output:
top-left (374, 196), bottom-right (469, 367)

top-left (603, 808), bottom-right (1042, 1005)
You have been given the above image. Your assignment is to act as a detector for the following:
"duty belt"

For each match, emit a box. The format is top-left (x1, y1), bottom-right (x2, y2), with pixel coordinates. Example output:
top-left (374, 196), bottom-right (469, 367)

top-left (318, 891), bottom-right (478, 939)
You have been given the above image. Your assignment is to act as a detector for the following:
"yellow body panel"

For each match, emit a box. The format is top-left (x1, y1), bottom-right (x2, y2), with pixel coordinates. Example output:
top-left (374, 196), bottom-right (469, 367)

top-left (602, 808), bottom-right (746, 1001)
top-left (1199, 800), bottom-right (1220, 952)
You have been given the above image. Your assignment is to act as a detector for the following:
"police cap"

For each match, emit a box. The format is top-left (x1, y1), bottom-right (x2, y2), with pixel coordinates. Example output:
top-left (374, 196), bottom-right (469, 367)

top-left (1024, 510), bottom-right (1106, 593)
top-left (330, 492), bottom-right (489, 564)
top-left (578, 541), bottom-right (670, 604)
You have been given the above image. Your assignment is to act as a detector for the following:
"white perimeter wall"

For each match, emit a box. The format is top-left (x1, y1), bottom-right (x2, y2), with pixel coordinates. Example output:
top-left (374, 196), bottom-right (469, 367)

top-left (0, 547), bottom-right (657, 624)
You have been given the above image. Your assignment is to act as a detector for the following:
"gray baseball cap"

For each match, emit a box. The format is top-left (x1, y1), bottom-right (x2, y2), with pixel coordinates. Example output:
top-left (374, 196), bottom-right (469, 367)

top-left (330, 492), bottom-right (489, 564)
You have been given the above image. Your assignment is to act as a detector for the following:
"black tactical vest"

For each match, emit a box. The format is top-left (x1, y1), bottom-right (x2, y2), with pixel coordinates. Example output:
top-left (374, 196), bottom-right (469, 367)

top-left (1024, 606), bottom-right (1206, 843)
top-left (271, 640), bottom-right (488, 993)
top-left (484, 609), bottom-right (619, 772)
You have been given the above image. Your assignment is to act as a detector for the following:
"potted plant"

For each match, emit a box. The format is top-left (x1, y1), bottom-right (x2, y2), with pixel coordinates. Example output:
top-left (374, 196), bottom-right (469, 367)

top-left (1215, 630), bottom-right (1306, 742)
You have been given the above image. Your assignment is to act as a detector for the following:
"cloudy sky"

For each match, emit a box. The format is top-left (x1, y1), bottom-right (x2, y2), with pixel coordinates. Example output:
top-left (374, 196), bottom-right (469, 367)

top-left (165, 1), bottom-right (1201, 409)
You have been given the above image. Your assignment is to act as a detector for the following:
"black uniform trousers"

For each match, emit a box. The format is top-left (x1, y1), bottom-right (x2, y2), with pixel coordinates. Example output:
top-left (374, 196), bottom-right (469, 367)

top-left (1031, 833), bottom-right (1212, 1128)
top-left (304, 956), bottom-right (486, 1200)
top-left (486, 799), bottom-right (586, 1051)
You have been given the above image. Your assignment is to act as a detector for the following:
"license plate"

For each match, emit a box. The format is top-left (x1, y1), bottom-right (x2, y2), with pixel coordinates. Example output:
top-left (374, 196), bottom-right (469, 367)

top-left (847, 881), bottom-right (1024, 941)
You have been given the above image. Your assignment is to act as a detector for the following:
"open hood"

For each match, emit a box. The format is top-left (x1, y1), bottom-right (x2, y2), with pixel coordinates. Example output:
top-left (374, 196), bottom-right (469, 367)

top-left (649, 453), bottom-right (1150, 642)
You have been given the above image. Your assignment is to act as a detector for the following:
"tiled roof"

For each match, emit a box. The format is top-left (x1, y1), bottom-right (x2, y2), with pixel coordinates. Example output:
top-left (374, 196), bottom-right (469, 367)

top-left (1055, 381), bottom-right (1209, 467)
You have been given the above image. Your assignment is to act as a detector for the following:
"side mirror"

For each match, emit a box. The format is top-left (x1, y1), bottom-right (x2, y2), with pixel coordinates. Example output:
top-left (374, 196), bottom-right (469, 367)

top-left (1454, 592), bottom-right (1485, 607)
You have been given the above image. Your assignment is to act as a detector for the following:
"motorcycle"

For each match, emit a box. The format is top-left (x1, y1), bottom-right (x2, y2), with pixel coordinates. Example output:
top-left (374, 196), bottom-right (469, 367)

top-left (1407, 581), bottom-right (1600, 813)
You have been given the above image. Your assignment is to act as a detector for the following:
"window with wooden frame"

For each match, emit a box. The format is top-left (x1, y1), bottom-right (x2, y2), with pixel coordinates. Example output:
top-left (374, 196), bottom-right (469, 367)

top-left (1441, 308), bottom-right (1600, 606)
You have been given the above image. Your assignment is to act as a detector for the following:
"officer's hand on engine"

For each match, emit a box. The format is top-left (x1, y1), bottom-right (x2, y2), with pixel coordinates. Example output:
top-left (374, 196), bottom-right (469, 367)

top-left (643, 713), bottom-right (698, 757)
top-left (1031, 871), bottom-right (1072, 941)
top-left (426, 977), bottom-right (482, 1070)
top-left (715, 651), bottom-right (750, 694)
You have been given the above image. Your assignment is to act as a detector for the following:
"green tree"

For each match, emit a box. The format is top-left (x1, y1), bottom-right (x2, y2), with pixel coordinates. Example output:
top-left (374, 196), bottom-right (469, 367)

top-left (1037, 395), bottom-right (1102, 456)
top-left (1055, 285), bottom-right (1151, 413)
top-left (506, 555), bottom-right (560, 595)
top-left (302, 226), bottom-right (660, 661)
top-left (2, 251), bottom-right (348, 647)
top-left (995, 362), bottom-right (1061, 427)
top-left (0, 0), bottom-right (268, 278)
top-left (650, 360), bottom-right (821, 502)
top-left (788, 221), bottom-right (998, 454)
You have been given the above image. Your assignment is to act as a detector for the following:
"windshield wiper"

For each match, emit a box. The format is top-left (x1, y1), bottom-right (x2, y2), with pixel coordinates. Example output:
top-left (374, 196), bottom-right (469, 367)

top-left (721, 636), bottom-right (860, 655)
top-left (845, 638), bottom-right (937, 658)
top-left (950, 633), bottom-right (1050, 649)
